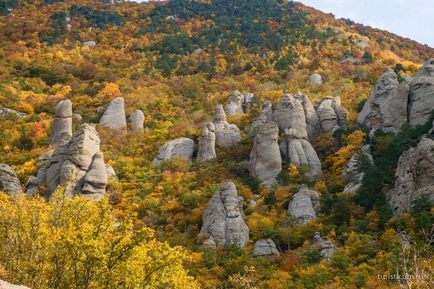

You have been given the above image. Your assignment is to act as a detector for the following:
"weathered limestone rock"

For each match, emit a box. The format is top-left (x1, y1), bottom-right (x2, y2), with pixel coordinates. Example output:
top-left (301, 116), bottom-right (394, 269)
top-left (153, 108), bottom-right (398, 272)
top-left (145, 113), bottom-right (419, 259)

top-left (200, 180), bottom-right (249, 247)
top-left (294, 93), bottom-right (320, 140)
top-left (82, 152), bottom-right (108, 200)
top-left (250, 101), bottom-right (273, 137)
top-left (357, 69), bottom-right (409, 133)
top-left (224, 90), bottom-right (244, 116)
top-left (0, 107), bottom-right (28, 118)
top-left (0, 164), bottom-right (22, 196)
top-left (253, 239), bottom-right (280, 256)
top-left (128, 109), bottom-right (144, 133)
top-left (197, 122), bottom-right (217, 162)
top-left (288, 185), bottom-right (320, 224)
top-left (0, 279), bottom-right (30, 289)
top-left (248, 122), bottom-right (282, 186)
top-left (50, 100), bottom-right (73, 145)
top-left (315, 97), bottom-right (347, 134)
top-left (152, 137), bottom-right (194, 164)
top-left (281, 129), bottom-right (322, 177)
top-left (273, 94), bottom-right (308, 139)
top-left (408, 59), bottom-right (434, 126)
top-left (309, 73), bottom-right (323, 84)
top-left (388, 137), bottom-right (434, 214)
top-left (313, 232), bottom-right (337, 261)
top-left (214, 105), bottom-right (241, 148)
top-left (99, 97), bottom-right (127, 129)
top-left (343, 145), bottom-right (373, 193)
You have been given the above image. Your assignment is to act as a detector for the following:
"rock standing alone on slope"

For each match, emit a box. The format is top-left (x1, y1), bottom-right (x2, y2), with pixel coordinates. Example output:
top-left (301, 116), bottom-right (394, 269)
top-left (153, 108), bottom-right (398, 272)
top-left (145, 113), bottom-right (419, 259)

top-left (153, 137), bottom-right (195, 164)
top-left (197, 122), bottom-right (217, 162)
top-left (288, 185), bottom-right (320, 224)
top-left (0, 164), bottom-right (22, 196)
top-left (99, 97), bottom-right (127, 129)
top-left (50, 100), bottom-right (73, 145)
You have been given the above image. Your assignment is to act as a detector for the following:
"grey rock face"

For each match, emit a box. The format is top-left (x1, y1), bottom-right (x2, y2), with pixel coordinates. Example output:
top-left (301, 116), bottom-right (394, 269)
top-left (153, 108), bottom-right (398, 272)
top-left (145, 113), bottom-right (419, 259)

top-left (389, 137), bottom-right (434, 215)
top-left (0, 107), bottom-right (28, 118)
top-left (26, 124), bottom-right (108, 199)
top-left (200, 180), bottom-right (249, 248)
top-left (409, 59), bottom-right (434, 126)
top-left (281, 129), bottom-right (322, 177)
top-left (50, 100), bottom-right (73, 145)
top-left (313, 232), bottom-right (337, 261)
top-left (315, 97), bottom-right (347, 134)
top-left (128, 109), bottom-right (144, 133)
top-left (72, 113), bottom-right (83, 123)
top-left (250, 101), bottom-right (273, 137)
top-left (105, 164), bottom-right (118, 181)
top-left (343, 145), bottom-right (373, 194)
top-left (0, 164), bottom-right (22, 196)
top-left (224, 90), bottom-right (244, 116)
top-left (248, 122), bottom-right (282, 186)
top-left (198, 122), bottom-right (217, 162)
top-left (288, 185), bottom-right (320, 224)
top-left (253, 239), bottom-right (280, 256)
top-left (99, 97), bottom-right (127, 130)
top-left (214, 105), bottom-right (241, 148)
top-left (309, 73), bottom-right (323, 84)
top-left (273, 94), bottom-right (308, 139)
top-left (0, 279), bottom-right (31, 289)
top-left (152, 137), bottom-right (194, 164)
top-left (294, 93), bottom-right (320, 141)
top-left (357, 69), bottom-right (409, 133)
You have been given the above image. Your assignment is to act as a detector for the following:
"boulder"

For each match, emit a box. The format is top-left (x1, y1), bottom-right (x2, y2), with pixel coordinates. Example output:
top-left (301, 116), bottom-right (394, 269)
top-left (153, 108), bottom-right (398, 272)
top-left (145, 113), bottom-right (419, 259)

top-left (152, 137), bottom-right (194, 164)
top-left (288, 185), bottom-right (320, 224)
top-left (388, 137), bottom-right (434, 215)
top-left (0, 107), bottom-right (28, 118)
top-left (224, 90), bottom-right (244, 116)
top-left (0, 279), bottom-right (30, 289)
top-left (197, 122), bottom-right (217, 162)
top-left (253, 239), bottom-right (280, 256)
top-left (213, 105), bottom-right (241, 148)
top-left (343, 145), bottom-right (373, 194)
top-left (128, 109), bottom-right (144, 133)
top-left (309, 73), bottom-right (323, 84)
top-left (200, 180), bottom-right (249, 247)
top-left (313, 232), bottom-right (337, 261)
top-left (357, 69), bottom-right (409, 133)
top-left (82, 152), bottom-right (108, 200)
top-left (99, 97), bottom-right (127, 130)
top-left (250, 101), bottom-right (273, 137)
top-left (408, 59), bottom-right (434, 126)
top-left (72, 113), bottom-right (82, 123)
top-left (50, 100), bottom-right (73, 145)
top-left (248, 122), bottom-right (282, 186)
top-left (281, 129), bottom-right (322, 177)
top-left (315, 97), bottom-right (347, 134)
top-left (0, 164), bottom-right (22, 196)
top-left (273, 94), bottom-right (308, 139)
top-left (294, 93), bottom-right (319, 141)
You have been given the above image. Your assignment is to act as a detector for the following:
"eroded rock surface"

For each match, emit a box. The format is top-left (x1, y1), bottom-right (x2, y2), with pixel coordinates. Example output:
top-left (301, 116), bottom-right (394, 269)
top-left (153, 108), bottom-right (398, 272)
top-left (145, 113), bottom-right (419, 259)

top-left (198, 122), bottom-right (217, 162)
top-left (152, 137), bottom-right (194, 164)
top-left (273, 94), bottom-right (308, 139)
top-left (214, 105), bottom-right (241, 148)
top-left (128, 109), bottom-right (144, 133)
top-left (0, 164), bottom-right (22, 196)
top-left (409, 59), bottom-right (434, 126)
top-left (99, 97), bottom-right (127, 129)
top-left (288, 185), bottom-right (320, 224)
top-left (315, 97), bottom-right (347, 134)
top-left (50, 100), bottom-right (73, 145)
top-left (343, 145), bottom-right (373, 194)
top-left (313, 232), bottom-right (337, 261)
top-left (294, 93), bottom-right (319, 140)
top-left (224, 90), bottom-right (244, 116)
top-left (253, 239), bottom-right (280, 256)
top-left (250, 101), bottom-right (273, 137)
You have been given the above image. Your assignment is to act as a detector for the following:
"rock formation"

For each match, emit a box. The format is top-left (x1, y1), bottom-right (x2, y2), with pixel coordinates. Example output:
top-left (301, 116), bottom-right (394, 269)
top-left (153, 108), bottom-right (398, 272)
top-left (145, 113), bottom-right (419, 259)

top-left (357, 69), bottom-right (409, 133)
top-left (273, 94), bottom-right (308, 139)
top-left (280, 129), bottom-right (322, 177)
top-left (50, 100), bottom-right (73, 145)
top-left (128, 109), bottom-right (144, 133)
top-left (0, 279), bottom-right (30, 289)
top-left (105, 164), bottom-right (118, 181)
top-left (309, 73), bottom-right (323, 84)
top-left (408, 59), bottom-right (434, 126)
top-left (26, 124), bottom-right (108, 199)
top-left (343, 145), bottom-right (373, 194)
top-left (0, 107), bottom-right (28, 118)
top-left (250, 101), bottom-right (273, 137)
top-left (313, 232), bottom-right (337, 261)
top-left (152, 137), bottom-right (194, 164)
top-left (388, 137), bottom-right (434, 215)
top-left (253, 239), bottom-right (280, 256)
top-left (248, 122), bottom-right (282, 186)
top-left (315, 96), bottom-right (347, 134)
top-left (288, 185), bottom-right (320, 224)
top-left (99, 97), bottom-right (127, 129)
top-left (294, 93), bottom-right (320, 140)
top-left (0, 164), bottom-right (22, 196)
top-left (200, 180), bottom-right (249, 248)
top-left (213, 105), bottom-right (241, 148)
top-left (197, 122), bottom-right (217, 162)
top-left (224, 90), bottom-right (244, 116)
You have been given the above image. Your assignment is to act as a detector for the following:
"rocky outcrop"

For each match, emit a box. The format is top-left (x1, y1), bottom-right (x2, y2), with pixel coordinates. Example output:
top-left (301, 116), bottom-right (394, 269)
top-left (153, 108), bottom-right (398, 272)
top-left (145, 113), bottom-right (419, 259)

top-left (273, 94), bottom-right (308, 139)
top-left (309, 73), bottom-right (323, 84)
top-left (50, 100), bottom-right (73, 145)
top-left (343, 145), bottom-right (373, 194)
top-left (26, 124), bottom-right (108, 199)
top-left (315, 97), bottom-right (347, 134)
top-left (128, 109), bottom-right (144, 133)
top-left (0, 279), bottom-right (30, 289)
top-left (281, 129), bottom-right (322, 177)
top-left (99, 97), bottom-right (127, 129)
top-left (0, 164), bottom-right (22, 196)
top-left (294, 93), bottom-right (320, 140)
top-left (253, 239), bottom-right (280, 256)
top-left (313, 232), bottom-right (337, 261)
top-left (357, 69), bottom-right (409, 133)
top-left (408, 59), bottom-right (434, 126)
top-left (250, 101), bottom-right (273, 137)
top-left (0, 107), bottom-right (28, 118)
top-left (213, 105), bottom-right (241, 148)
top-left (288, 185), bottom-right (320, 224)
top-left (197, 122), bottom-right (217, 162)
top-left (224, 90), bottom-right (244, 116)
top-left (248, 122), bottom-right (282, 186)
top-left (388, 137), bottom-right (434, 215)
top-left (200, 180), bottom-right (249, 248)
top-left (152, 137), bottom-right (194, 164)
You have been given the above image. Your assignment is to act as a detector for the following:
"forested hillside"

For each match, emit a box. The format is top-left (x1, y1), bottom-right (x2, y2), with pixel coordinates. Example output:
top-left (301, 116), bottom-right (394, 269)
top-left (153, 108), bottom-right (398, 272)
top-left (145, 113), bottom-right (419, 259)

top-left (0, 1), bottom-right (433, 288)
